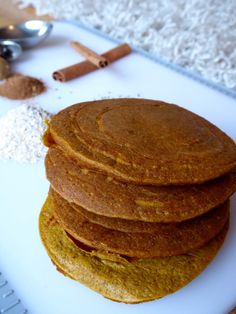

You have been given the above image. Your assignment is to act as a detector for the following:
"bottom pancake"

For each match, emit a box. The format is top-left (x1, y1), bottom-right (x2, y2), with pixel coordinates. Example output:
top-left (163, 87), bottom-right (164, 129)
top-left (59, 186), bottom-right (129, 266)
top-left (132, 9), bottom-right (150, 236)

top-left (39, 198), bottom-right (228, 304)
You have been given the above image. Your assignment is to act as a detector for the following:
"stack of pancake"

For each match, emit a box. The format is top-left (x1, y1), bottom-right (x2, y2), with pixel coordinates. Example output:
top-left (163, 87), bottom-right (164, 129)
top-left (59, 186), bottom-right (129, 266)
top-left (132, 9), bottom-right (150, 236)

top-left (40, 98), bottom-right (236, 303)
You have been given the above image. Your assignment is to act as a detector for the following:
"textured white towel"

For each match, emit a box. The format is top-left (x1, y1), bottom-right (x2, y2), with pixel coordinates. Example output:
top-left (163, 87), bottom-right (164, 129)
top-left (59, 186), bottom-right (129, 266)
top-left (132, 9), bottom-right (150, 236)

top-left (19, 0), bottom-right (236, 90)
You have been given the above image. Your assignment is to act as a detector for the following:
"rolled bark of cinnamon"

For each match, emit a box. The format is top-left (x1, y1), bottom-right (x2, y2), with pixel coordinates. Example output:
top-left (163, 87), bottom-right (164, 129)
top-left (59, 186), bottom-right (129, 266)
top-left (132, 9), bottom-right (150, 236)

top-left (70, 41), bottom-right (109, 68)
top-left (53, 43), bottom-right (132, 82)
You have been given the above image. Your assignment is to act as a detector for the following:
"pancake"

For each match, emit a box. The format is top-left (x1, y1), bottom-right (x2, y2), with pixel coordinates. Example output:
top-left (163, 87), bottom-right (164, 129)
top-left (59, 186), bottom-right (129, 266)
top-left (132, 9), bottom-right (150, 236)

top-left (49, 188), bottom-right (229, 258)
top-left (39, 198), bottom-right (228, 303)
top-left (46, 99), bottom-right (236, 185)
top-left (46, 145), bottom-right (236, 223)
top-left (65, 233), bottom-right (138, 264)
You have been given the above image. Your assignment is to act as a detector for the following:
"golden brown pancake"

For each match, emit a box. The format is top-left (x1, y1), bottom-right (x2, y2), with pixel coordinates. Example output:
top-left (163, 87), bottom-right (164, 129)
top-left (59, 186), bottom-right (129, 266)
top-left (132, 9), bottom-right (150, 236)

top-left (49, 188), bottom-right (229, 258)
top-left (39, 198), bottom-right (228, 303)
top-left (65, 233), bottom-right (138, 264)
top-left (46, 99), bottom-right (236, 185)
top-left (46, 145), bottom-right (236, 223)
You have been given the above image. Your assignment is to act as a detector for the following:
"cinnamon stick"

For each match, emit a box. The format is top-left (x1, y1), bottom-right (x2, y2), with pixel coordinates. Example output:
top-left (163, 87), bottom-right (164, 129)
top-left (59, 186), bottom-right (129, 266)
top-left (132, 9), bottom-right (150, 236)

top-left (53, 43), bottom-right (132, 82)
top-left (70, 41), bottom-right (109, 68)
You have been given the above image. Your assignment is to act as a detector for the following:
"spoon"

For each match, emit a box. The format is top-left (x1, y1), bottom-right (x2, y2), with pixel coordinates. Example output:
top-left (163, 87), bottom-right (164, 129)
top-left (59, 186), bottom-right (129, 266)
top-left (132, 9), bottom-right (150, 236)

top-left (0, 40), bottom-right (22, 61)
top-left (0, 20), bottom-right (53, 49)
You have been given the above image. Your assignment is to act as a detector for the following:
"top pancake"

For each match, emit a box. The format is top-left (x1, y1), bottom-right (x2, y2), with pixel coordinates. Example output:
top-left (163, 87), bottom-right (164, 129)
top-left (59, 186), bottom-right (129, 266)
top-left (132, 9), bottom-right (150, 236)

top-left (47, 98), bottom-right (236, 185)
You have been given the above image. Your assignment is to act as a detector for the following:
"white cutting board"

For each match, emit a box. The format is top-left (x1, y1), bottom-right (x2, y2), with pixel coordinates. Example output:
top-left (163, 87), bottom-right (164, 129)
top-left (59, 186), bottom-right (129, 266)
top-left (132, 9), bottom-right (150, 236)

top-left (0, 21), bottom-right (236, 314)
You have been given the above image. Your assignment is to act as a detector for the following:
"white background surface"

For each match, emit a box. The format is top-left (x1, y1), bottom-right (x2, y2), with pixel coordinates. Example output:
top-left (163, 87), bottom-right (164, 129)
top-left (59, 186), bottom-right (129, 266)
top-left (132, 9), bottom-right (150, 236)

top-left (0, 21), bottom-right (236, 314)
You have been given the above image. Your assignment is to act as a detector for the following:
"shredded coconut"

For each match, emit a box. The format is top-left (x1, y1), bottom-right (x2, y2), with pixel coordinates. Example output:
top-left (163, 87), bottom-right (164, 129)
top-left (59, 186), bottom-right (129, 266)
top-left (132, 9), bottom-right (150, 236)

top-left (19, 0), bottom-right (236, 90)
top-left (0, 104), bottom-right (51, 163)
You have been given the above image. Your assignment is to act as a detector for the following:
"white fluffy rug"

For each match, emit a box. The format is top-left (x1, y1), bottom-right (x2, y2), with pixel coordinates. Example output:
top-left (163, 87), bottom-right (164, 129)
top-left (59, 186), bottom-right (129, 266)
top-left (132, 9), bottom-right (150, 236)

top-left (20, 0), bottom-right (236, 90)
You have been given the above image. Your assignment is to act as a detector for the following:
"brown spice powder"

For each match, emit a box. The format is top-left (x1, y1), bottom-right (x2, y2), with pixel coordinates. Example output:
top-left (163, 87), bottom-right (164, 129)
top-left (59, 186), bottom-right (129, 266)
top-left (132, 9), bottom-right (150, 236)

top-left (0, 57), bottom-right (10, 80)
top-left (0, 74), bottom-right (46, 99)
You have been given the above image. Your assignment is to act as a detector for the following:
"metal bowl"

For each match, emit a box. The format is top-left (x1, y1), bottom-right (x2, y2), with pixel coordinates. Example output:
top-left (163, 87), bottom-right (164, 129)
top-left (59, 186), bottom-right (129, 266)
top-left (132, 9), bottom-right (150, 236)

top-left (0, 40), bottom-right (22, 61)
top-left (0, 20), bottom-right (53, 48)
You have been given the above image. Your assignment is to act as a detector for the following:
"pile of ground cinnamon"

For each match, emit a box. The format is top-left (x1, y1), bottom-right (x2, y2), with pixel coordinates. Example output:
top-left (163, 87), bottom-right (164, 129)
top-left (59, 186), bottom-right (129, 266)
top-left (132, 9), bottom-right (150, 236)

top-left (0, 57), bottom-right (10, 80)
top-left (0, 74), bottom-right (46, 99)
